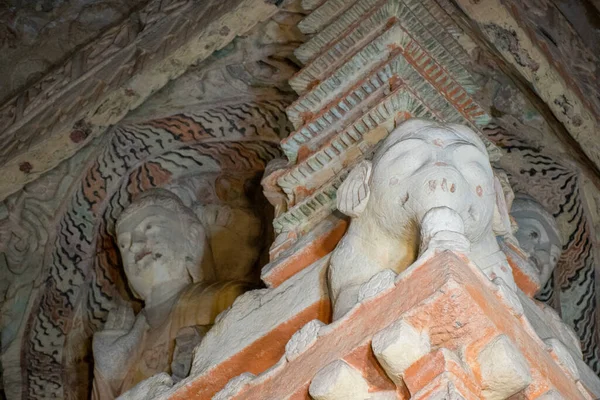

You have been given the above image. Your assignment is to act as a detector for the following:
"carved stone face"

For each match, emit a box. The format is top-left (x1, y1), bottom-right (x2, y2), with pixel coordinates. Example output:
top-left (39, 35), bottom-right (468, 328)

top-left (116, 190), bottom-right (206, 300)
top-left (512, 197), bottom-right (561, 287)
top-left (369, 120), bottom-right (495, 242)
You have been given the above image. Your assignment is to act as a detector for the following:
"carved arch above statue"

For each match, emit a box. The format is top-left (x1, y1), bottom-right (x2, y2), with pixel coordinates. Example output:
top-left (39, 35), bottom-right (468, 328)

top-left (20, 101), bottom-right (289, 399)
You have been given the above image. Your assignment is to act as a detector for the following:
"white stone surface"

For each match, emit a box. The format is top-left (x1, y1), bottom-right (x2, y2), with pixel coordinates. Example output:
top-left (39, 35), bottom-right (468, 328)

top-left (518, 290), bottom-right (600, 398)
top-left (366, 391), bottom-right (399, 400)
top-left (412, 377), bottom-right (469, 400)
top-left (357, 269), bottom-right (397, 302)
top-left (577, 381), bottom-right (594, 400)
top-left (544, 338), bottom-right (580, 380)
top-left (93, 188), bottom-right (253, 398)
top-left (371, 319), bottom-right (431, 384)
top-left (420, 206), bottom-right (469, 254)
top-left (190, 255), bottom-right (330, 378)
top-left (477, 334), bottom-right (532, 400)
top-left (536, 390), bottom-right (565, 400)
top-left (309, 360), bottom-right (370, 400)
top-left (212, 373), bottom-right (255, 400)
top-left (492, 277), bottom-right (524, 317)
top-left (285, 319), bottom-right (325, 362)
top-left (336, 160), bottom-right (372, 218)
top-left (116, 373), bottom-right (173, 400)
top-left (518, 291), bottom-right (582, 357)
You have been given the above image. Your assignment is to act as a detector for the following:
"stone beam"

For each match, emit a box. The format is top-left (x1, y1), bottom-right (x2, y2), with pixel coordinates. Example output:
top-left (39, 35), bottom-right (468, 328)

top-left (448, 0), bottom-right (600, 173)
top-left (211, 251), bottom-right (589, 399)
top-left (0, 0), bottom-right (281, 201)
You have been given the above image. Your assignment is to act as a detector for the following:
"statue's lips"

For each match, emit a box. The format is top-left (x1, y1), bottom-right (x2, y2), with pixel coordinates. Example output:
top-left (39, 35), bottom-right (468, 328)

top-left (134, 250), bottom-right (152, 263)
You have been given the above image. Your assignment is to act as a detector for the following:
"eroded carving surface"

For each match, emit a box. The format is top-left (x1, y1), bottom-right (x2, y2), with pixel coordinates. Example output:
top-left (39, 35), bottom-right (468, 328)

top-left (511, 195), bottom-right (562, 290)
top-left (92, 189), bottom-right (252, 398)
top-left (3, 7), bottom-right (302, 397)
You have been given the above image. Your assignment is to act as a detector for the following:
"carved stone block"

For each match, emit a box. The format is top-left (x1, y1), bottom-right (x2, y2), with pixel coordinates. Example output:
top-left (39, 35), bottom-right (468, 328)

top-left (309, 360), bottom-right (370, 400)
top-left (477, 334), bottom-right (532, 400)
top-left (371, 319), bottom-right (431, 385)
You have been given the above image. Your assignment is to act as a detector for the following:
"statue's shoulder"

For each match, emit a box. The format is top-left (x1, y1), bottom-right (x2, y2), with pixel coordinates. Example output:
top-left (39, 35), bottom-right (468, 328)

top-left (172, 281), bottom-right (253, 330)
top-left (181, 281), bottom-right (251, 298)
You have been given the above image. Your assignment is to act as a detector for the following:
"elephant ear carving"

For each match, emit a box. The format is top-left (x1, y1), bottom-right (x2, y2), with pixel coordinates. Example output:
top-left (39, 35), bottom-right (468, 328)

top-left (336, 160), bottom-right (373, 218)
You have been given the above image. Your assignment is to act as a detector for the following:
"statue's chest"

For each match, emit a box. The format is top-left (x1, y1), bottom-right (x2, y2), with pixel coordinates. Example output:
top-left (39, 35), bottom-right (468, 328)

top-left (128, 320), bottom-right (174, 388)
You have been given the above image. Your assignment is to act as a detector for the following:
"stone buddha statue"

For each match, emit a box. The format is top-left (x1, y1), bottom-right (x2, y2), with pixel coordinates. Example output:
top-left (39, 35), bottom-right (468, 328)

top-left (511, 194), bottom-right (562, 289)
top-left (91, 189), bottom-right (251, 399)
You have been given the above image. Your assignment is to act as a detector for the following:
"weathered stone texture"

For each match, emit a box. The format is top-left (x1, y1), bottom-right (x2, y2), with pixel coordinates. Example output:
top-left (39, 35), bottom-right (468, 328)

top-left (211, 252), bottom-right (594, 399)
top-left (1, 7), bottom-right (304, 395)
top-left (0, 0), bottom-right (149, 103)
top-left (0, 0), bottom-right (282, 201)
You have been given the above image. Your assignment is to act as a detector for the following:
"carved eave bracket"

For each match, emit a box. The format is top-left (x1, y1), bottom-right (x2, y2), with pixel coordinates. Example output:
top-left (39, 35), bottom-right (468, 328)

top-left (262, 0), bottom-right (500, 282)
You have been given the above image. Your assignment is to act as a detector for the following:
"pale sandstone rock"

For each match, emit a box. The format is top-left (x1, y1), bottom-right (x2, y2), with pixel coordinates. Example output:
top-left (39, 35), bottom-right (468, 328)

top-left (371, 319), bottom-right (431, 385)
top-left (544, 338), bottom-right (580, 381)
top-left (492, 277), bottom-right (524, 317)
top-left (575, 360), bottom-right (600, 400)
top-left (420, 206), bottom-right (469, 254)
top-left (577, 381), bottom-right (595, 400)
top-left (116, 373), bottom-right (173, 400)
top-left (212, 372), bottom-right (256, 400)
top-left (190, 255), bottom-right (329, 378)
top-left (309, 360), bottom-right (370, 400)
top-left (518, 291), bottom-right (581, 357)
top-left (517, 289), bottom-right (600, 398)
top-left (357, 269), bottom-right (397, 303)
top-left (539, 303), bottom-right (583, 358)
top-left (492, 173), bottom-right (515, 238)
top-left (411, 377), bottom-right (470, 400)
top-left (366, 391), bottom-right (399, 400)
top-left (477, 334), bottom-right (532, 400)
top-left (536, 390), bottom-right (565, 400)
top-left (285, 319), bottom-right (326, 362)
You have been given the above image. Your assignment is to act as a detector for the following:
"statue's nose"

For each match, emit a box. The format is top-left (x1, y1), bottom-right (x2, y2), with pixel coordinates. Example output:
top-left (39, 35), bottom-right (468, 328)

top-left (130, 230), bottom-right (146, 249)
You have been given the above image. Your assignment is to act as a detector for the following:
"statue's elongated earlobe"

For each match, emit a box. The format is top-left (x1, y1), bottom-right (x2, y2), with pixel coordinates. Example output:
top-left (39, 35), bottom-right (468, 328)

top-left (336, 160), bottom-right (373, 218)
top-left (492, 175), bottom-right (513, 236)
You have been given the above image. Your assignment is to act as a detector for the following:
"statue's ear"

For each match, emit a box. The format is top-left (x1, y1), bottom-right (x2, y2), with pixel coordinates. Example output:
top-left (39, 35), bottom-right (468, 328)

top-left (492, 175), bottom-right (512, 236)
top-left (127, 281), bottom-right (141, 300)
top-left (185, 222), bottom-right (215, 283)
top-left (336, 160), bottom-right (373, 218)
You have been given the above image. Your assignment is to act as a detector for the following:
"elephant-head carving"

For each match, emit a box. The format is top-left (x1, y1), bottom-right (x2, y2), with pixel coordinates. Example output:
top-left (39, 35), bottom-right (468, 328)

top-left (329, 119), bottom-right (514, 319)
